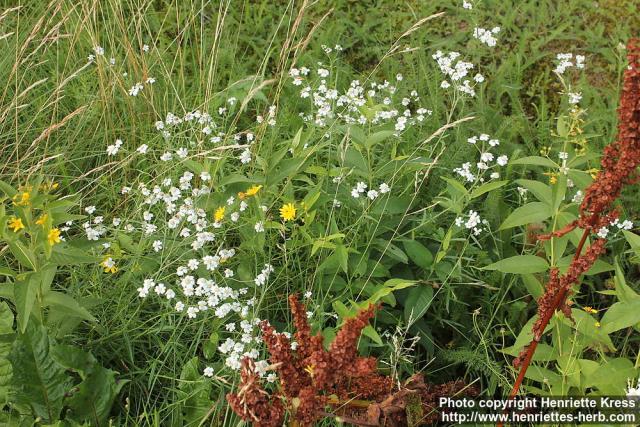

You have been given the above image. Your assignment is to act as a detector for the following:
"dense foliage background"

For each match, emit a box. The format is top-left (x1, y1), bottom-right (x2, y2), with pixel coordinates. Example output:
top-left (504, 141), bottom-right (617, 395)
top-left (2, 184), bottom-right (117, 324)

top-left (1, 0), bottom-right (640, 425)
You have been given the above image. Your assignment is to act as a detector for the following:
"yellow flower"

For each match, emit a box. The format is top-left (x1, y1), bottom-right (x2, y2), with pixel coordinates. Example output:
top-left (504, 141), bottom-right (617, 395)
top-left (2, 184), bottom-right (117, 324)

top-left (214, 206), bottom-right (225, 222)
top-left (8, 217), bottom-right (24, 232)
top-left (543, 171), bottom-right (558, 184)
top-left (238, 185), bottom-right (263, 200)
top-left (47, 228), bottom-right (61, 246)
top-left (279, 203), bottom-right (296, 222)
top-left (245, 185), bottom-right (262, 197)
top-left (583, 306), bottom-right (598, 314)
top-left (35, 213), bottom-right (48, 226)
top-left (595, 321), bottom-right (601, 328)
top-left (588, 168), bottom-right (599, 179)
top-left (13, 191), bottom-right (30, 206)
top-left (304, 364), bottom-right (315, 377)
top-left (100, 256), bottom-right (118, 274)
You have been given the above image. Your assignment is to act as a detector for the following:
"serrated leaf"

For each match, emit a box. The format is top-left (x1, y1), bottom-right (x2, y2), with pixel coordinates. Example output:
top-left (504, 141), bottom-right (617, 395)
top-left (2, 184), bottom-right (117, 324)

top-left (484, 255), bottom-right (549, 274)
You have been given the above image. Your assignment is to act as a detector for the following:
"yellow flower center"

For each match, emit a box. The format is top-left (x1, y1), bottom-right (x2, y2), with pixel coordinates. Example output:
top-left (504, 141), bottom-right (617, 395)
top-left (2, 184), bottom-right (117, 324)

top-left (8, 217), bottom-right (25, 232)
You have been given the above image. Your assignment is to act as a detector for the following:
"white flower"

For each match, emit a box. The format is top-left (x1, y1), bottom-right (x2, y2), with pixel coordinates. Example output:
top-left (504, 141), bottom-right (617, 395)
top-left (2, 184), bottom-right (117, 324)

top-left (568, 92), bottom-right (582, 105)
top-left (137, 144), bottom-right (149, 154)
top-left (440, 80), bottom-right (451, 89)
top-left (559, 151), bottom-right (569, 160)
top-left (496, 155), bottom-right (509, 166)
top-left (254, 221), bottom-right (264, 233)
top-left (239, 149), bottom-right (252, 164)
top-left (152, 240), bottom-right (163, 252)
top-left (473, 27), bottom-right (499, 47)
top-left (128, 82), bottom-right (143, 96)
top-left (160, 152), bottom-right (173, 161)
top-left (203, 366), bottom-right (214, 377)
top-left (142, 44), bottom-right (150, 52)
top-left (462, 0), bottom-right (473, 9)
top-left (176, 147), bottom-right (188, 158)
top-left (146, 77), bottom-right (156, 84)
top-left (85, 206), bottom-right (96, 215)
top-left (107, 139), bottom-right (123, 156)
top-left (597, 227), bottom-right (609, 239)
top-left (367, 189), bottom-right (379, 200)
top-left (304, 291), bottom-right (312, 299)
top-left (379, 183), bottom-right (390, 194)
top-left (94, 46), bottom-right (104, 56)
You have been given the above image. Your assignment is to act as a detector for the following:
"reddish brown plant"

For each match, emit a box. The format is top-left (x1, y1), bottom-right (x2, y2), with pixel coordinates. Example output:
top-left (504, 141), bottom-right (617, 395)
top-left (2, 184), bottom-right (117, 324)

top-left (227, 295), bottom-right (476, 426)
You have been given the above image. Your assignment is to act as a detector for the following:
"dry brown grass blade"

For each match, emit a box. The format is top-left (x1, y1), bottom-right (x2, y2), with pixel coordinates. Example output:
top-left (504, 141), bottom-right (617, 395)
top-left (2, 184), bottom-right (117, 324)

top-left (30, 104), bottom-right (88, 147)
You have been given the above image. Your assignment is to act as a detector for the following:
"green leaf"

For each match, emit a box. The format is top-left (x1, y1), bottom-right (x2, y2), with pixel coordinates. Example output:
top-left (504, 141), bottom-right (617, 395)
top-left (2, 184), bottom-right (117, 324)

top-left (176, 357), bottom-right (213, 425)
top-left (624, 230), bottom-right (640, 258)
top-left (469, 180), bottom-right (508, 199)
top-left (515, 179), bottom-right (552, 206)
top-left (368, 279), bottom-right (417, 303)
top-left (499, 202), bottom-right (552, 230)
top-left (510, 156), bottom-right (558, 168)
top-left (372, 239), bottom-right (408, 264)
top-left (9, 322), bottom-right (71, 422)
top-left (14, 273), bottom-right (39, 333)
top-left (8, 240), bottom-right (37, 270)
top-left (484, 255), bottom-right (549, 274)
top-left (335, 244), bottom-right (348, 274)
top-left (364, 130), bottom-right (395, 150)
top-left (601, 300), bottom-right (640, 334)
top-left (66, 366), bottom-right (124, 426)
top-left (362, 325), bottom-right (383, 345)
top-left (0, 267), bottom-right (15, 278)
top-left (42, 291), bottom-right (96, 323)
top-left (403, 285), bottom-right (434, 324)
top-left (0, 302), bottom-right (14, 404)
top-left (403, 241), bottom-right (433, 270)
top-left (51, 243), bottom-right (98, 265)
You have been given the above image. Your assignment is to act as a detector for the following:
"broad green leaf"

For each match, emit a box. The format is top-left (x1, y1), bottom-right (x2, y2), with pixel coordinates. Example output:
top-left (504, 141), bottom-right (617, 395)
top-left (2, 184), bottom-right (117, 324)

top-left (66, 365), bottom-right (124, 426)
top-left (368, 279), bottom-right (417, 303)
top-left (515, 179), bottom-right (552, 206)
top-left (0, 302), bottom-right (14, 404)
top-left (510, 156), bottom-right (558, 168)
top-left (499, 202), bottom-right (552, 230)
top-left (624, 230), bottom-right (640, 257)
top-left (403, 240), bottom-right (433, 270)
top-left (404, 285), bottom-right (434, 324)
top-left (601, 300), bottom-right (640, 334)
top-left (51, 244), bottom-right (97, 265)
top-left (469, 180), bottom-right (508, 199)
top-left (42, 291), bottom-right (96, 323)
top-left (14, 273), bottom-right (39, 333)
top-left (440, 176), bottom-right (468, 197)
top-left (176, 357), bottom-right (213, 425)
top-left (613, 259), bottom-right (640, 303)
top-left (484, 255), bottom-right (549, 274)
top-left (364, 130), bottom-right (395, 150)
top-left (8, 240), bottom-right (37, 270)
top-left (362, 324), bottom-right (383, 345)
top-left (521, 274), bottom-right (543, 298)
top-left (9, 322), bottom-right (71, 422)
top-left (0, 267), bottom-right (15, 277)
top-left (335, 244), bottom-right (348, 274)
top-left (372, 239), bottom-right (408, 264)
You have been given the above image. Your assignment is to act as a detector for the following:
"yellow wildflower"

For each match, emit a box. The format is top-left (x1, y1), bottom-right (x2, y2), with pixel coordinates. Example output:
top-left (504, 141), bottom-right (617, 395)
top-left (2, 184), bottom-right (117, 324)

top-left (245, 185), bottom-right (262, 197)
top-left (595, 321), bottom-right (601, 328)
top-left (35, 213), bottom-right (48, 226)
top-left (47, 228), bottom-right (62, 246)
top-left (583, 306), bottom-right (598, 314)
top-left (8, 217), bottom-right (24, 232)
top-left (214, 206), bottom-right (225, 222)
top-left (588, 168), bottom-right (599, 179)
top-left (543, 171), bottom-right (558, 184)
top-left (279, 203), bottom-right (296, 222)
top-left (12, 191), bottom-right (30, 206)
top-left (100, 256), bottom-right (118, 274)
top-left (304, 365), bottom-right (315, 377)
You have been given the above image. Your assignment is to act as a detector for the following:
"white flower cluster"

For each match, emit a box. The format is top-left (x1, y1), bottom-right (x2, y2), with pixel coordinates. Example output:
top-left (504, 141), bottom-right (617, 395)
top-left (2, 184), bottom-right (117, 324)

top-left (453, 134), bottom-right (507, 182)
top-left (554, 53), bottom-right (586, 75)
top-left (455, 210), bottom-right (487, 235)
top-left (596, 218), bottom-right (633, 239)
top-left (107, 139), bottom-right (123, 156)
top-left (473, 27), bottom-right (501, 47)
top-left (432, 51), bottom-right (484, 96)
top-left (291, 67), bottom-right (431, 133)
top-left (350, 182), bottom-right (391, 200)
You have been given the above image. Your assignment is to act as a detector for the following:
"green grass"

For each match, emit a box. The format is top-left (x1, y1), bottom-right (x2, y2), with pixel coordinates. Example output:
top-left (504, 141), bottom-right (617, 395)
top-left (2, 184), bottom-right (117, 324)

top-left (1, 0), bottom-right (639, 425)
